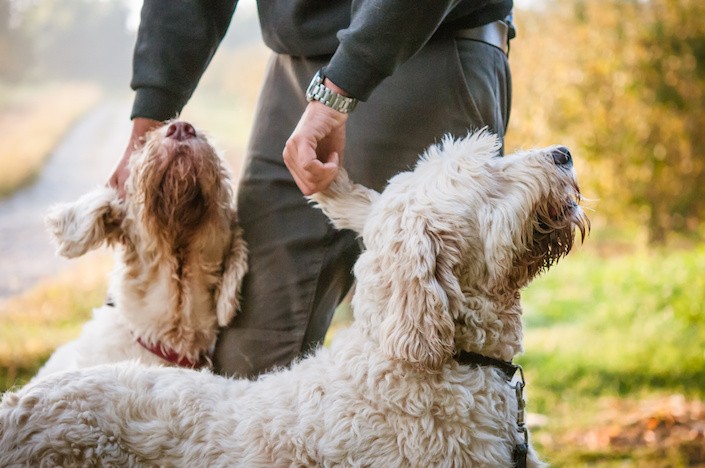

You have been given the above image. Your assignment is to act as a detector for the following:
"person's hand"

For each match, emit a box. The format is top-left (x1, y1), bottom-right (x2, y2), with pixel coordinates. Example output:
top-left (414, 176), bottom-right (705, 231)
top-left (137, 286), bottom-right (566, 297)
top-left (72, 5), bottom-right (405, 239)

top-left (108, 117), bottom-right (162, 198)
top-left (283, 81), bottom-right (350, 195)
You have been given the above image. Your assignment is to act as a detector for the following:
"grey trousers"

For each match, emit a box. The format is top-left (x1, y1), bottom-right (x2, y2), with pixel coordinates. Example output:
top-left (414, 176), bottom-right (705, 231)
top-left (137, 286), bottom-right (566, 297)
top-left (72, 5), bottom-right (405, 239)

top-left (212, 36), bottom-right (511, 378)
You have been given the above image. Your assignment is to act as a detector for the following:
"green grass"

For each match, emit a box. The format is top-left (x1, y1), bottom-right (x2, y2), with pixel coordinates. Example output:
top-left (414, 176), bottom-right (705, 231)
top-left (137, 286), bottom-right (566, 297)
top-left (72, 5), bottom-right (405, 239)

top-left (516, 246), bottom-right (705, 466)
top-left (520, 247), bottom-right (705, 409)
top-left (0, 254), bottom-right (111, 390)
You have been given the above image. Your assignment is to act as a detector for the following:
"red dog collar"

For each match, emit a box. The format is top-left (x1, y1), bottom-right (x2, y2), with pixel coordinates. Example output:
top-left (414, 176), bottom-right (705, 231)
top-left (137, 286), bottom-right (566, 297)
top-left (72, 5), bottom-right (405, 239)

top-left (135, 336), bottom-right (211, 369)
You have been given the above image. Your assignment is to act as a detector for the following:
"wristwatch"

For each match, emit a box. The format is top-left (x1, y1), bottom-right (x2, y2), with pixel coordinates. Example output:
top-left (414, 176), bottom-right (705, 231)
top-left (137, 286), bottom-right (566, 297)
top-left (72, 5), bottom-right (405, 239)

top-left (305, 70), bottom-right (358, 114)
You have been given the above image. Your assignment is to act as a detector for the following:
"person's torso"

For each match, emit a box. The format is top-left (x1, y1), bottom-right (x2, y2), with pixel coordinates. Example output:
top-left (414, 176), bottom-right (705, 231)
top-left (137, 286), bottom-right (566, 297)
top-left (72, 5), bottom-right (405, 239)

top-left (256, 0), bottom-right (513, 57)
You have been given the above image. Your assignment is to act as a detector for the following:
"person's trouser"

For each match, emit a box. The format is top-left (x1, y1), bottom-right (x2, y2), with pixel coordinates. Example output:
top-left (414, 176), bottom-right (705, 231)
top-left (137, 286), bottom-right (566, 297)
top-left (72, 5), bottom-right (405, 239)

top-left (213, 36), bottom-right (511, 378)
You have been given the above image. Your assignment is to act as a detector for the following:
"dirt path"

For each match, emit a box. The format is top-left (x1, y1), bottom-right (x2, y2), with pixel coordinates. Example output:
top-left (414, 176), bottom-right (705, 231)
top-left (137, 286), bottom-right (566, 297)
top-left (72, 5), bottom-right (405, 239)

top-left (0, 100), bottom-right (131, 299)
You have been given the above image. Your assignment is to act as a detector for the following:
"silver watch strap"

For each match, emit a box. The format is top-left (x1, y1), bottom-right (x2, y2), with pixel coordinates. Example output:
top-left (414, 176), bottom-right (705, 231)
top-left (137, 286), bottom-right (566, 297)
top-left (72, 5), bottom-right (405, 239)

top-left (305, 71), bottom-right (358, 114)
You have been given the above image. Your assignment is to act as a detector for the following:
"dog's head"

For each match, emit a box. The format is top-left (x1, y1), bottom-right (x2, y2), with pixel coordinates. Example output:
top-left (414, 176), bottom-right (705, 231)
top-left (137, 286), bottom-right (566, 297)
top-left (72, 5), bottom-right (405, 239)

top-left (312, 130), bottom-right (589, 370)
top-left (458, 136), bottom-right (590, 291)
top-left (126, 120), bottom-right (233, 248)
top-left (46, 121), bottom-right (245, 340)
top-left (124, 121), bottom-right (246, 328)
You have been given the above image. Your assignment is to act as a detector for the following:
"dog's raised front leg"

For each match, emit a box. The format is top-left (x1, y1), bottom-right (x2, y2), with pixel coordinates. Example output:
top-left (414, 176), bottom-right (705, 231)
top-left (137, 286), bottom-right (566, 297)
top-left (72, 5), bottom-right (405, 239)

top-left (308, 168), bottom-right (379, 235)
top-left (45, 186), bottom-right (124, 258)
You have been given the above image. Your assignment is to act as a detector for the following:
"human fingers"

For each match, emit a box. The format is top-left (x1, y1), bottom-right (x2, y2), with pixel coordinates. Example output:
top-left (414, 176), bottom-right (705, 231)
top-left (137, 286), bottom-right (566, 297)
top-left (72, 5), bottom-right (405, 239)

top-left (107, 148), bottom-right (132, 199)
top-left (284, 137), bottom-right (338, 195)
top-left (109, 118), bottom-right (162, 199)
top-left (302, 151), bottom-right (340, 194)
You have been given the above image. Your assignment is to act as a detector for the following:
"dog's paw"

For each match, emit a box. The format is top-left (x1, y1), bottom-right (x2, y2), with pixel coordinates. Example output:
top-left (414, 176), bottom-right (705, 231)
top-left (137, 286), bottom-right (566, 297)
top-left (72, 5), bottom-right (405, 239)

top-left (46, 186), bottom-right (123, 258)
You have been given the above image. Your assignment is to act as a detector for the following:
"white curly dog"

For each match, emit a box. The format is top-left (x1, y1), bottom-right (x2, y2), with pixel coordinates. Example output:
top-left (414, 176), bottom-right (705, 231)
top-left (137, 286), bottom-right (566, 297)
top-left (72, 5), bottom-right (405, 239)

top-left (0, 130), bottom-right (587, 467)
top-left (36, 120), bottom-right (247, 378)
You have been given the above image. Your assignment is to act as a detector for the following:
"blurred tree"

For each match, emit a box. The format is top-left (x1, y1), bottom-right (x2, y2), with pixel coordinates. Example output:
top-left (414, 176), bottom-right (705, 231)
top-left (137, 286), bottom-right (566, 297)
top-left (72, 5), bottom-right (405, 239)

top-left (634, 0), bottom-right (705, 243)
top-left (19, 0), bottom-right (134, 87)
top-left (0, 0), bottom-right (32, 81)
top-left (509, 0), bottom-right (705, 244)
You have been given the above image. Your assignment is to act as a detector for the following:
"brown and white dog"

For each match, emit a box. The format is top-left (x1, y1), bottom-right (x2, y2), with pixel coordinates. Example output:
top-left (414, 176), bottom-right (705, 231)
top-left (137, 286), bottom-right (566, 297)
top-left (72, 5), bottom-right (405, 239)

top-left (35, 121), bottom-right (247, 379)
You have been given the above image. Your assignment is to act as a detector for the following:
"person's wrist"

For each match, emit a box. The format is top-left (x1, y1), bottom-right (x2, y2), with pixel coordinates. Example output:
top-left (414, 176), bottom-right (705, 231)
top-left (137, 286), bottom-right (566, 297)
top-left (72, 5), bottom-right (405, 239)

top-left (128, 118), bottom-right (162, 149)
top-left (306, 70), bottom-right (358, 114)
top-left (131, 118), bottom-right (162, 137)
top-left (323, 78), bottom-right (349, 97)
top-left (307, 101), bottom-right (349, 126)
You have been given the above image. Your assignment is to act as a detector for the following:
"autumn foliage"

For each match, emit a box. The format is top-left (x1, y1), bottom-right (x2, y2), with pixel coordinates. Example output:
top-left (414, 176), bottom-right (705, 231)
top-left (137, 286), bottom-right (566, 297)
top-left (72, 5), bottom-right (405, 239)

top-left (508, 0), bottom-right (705, 244)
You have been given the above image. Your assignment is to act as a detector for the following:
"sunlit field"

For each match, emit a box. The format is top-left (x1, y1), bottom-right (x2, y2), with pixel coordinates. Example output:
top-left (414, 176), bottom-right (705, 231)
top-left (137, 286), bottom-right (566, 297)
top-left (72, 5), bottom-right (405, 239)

top-left (0, 252), bottom-right (112, 390)
top-left (521, 248), bottom-right (705, 466)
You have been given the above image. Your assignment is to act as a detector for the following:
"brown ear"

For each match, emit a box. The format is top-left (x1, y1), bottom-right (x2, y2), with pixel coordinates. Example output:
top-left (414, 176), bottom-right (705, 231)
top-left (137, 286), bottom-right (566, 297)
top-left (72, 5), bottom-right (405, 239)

top-left (377, 217), bottom-right (460, 370)
top-left (216, 222), bottom-right (249, 327)
top-left (45, 187), bottom-right (123, 258)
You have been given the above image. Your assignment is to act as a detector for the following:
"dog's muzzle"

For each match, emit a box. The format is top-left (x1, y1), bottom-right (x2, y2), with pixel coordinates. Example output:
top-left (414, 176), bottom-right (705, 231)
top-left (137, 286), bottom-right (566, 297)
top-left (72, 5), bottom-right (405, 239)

top-left (166, 121), bottom-right (197, 141)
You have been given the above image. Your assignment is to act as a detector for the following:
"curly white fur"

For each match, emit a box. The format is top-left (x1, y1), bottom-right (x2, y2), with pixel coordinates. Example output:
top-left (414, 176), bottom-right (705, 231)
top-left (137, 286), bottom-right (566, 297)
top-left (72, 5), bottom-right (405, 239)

top-left (35, 121), bottom-right (248, 378)
top-left (0, 130), bottom-right (587, 466)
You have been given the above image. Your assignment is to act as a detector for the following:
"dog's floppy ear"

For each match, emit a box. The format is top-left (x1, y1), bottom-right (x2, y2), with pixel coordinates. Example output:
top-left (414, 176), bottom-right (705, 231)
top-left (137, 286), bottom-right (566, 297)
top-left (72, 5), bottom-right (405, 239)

top-left (308, 168), bottom-right (379, 235)
top-left (376, 217), bottom-right (461, 371)
top-left (45, 187), bottom-right (124, 258)
top-left (215, 222), bottom-right (249, 327)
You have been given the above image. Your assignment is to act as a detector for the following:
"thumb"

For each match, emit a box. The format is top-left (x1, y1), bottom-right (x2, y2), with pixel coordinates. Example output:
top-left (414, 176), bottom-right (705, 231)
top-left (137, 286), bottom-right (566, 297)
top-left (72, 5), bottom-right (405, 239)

top-left (324, 151), bottom-right (340, 169)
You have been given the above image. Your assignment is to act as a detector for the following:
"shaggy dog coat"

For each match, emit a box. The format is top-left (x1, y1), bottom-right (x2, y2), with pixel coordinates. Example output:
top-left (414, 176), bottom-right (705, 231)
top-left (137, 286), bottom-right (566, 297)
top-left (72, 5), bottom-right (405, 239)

top-left (35, 121), bottom-right (247, 378)
top-left (0, 131), bottom-right (588, 467)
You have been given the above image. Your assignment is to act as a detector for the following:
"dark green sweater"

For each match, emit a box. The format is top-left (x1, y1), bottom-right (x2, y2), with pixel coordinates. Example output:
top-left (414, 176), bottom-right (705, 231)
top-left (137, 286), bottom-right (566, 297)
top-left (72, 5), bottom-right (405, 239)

top-left (131, 0), bottom-right (513, 121)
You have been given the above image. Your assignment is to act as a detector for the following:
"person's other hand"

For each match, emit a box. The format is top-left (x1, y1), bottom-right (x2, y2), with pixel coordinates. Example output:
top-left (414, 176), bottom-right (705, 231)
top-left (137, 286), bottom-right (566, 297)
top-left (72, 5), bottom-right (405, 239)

top-left (283, 81), bottom-right (350, 195)
top-left (108, 117), bottom-right (162, 198)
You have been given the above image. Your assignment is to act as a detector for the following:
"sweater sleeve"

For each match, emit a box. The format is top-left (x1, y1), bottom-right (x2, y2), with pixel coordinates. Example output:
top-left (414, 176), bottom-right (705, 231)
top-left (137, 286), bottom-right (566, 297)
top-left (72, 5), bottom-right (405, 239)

top-left (130, 0), bottom-right (238, 121)
top-left (323, 0), bottom-right (463, 101)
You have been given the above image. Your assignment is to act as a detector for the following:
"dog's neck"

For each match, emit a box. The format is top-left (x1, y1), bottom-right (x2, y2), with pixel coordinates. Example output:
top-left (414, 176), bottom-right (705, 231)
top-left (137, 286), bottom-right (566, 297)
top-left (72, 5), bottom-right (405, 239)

top-left (114, 216), bottom-right (225, 363)
top-left (453, 288), bottom-right (524, 362)
top-left (134, 334), bottom-right (211, 368)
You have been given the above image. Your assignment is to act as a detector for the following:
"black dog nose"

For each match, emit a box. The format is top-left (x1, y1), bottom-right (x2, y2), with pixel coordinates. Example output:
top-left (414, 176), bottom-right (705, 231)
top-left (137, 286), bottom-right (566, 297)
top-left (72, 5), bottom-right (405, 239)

top-left (166, 121), bottom-right (197, 141)
top-left (551, 146), bottom-right (572, 166)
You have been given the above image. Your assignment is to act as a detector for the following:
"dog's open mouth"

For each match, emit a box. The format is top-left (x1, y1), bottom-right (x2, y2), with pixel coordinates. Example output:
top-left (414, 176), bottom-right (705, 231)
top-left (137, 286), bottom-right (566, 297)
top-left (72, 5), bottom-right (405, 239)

top-left (562, 194), bottom-right (590, 242)
top-left (543, 196), bottom-right (579, 225)
top-left (518, 191), bottom-right (589, 283)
